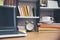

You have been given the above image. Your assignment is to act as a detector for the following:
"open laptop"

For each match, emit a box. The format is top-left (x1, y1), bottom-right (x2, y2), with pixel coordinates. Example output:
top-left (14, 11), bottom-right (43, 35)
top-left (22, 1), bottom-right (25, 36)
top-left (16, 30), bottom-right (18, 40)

top-left (0, 6), bottom-right (27, 38)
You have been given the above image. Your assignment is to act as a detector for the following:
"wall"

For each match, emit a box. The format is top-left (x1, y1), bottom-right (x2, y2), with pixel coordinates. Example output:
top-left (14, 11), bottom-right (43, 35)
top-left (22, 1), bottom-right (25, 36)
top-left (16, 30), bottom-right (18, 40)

top-left (40, 10), bottom-right (54, 17)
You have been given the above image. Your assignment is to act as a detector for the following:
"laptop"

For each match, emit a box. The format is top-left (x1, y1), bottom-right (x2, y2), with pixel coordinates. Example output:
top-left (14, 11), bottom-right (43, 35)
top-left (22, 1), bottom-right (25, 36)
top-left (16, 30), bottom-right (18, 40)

top-left (0, 6), bottom-right (27, 38)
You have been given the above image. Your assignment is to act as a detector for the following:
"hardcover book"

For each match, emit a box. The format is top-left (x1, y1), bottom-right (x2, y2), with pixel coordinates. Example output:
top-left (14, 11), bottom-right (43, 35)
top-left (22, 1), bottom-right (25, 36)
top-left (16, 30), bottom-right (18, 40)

top-left (0, 0), bottom-right (4, 5)
top-left (4, 0), bottom-right (16, 6)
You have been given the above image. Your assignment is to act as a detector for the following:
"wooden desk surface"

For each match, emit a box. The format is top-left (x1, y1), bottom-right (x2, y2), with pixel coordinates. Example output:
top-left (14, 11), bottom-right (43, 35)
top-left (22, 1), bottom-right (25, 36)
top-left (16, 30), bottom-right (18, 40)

top-left (0, 32), bottom-right (60, 40)
top-left (0, 23), bottom-right (60, 40)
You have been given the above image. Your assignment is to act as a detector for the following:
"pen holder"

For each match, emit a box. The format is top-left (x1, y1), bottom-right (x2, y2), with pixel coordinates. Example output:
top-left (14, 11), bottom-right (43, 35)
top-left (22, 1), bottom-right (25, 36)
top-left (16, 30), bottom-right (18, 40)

top-left (40, 0), bottom-right (47, 7)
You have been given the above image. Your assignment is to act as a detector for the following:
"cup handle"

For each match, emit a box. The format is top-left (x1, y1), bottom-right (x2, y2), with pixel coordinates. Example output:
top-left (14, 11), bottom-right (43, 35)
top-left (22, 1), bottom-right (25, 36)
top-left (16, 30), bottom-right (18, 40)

top-left (51, 17), bottom-right (54, 21)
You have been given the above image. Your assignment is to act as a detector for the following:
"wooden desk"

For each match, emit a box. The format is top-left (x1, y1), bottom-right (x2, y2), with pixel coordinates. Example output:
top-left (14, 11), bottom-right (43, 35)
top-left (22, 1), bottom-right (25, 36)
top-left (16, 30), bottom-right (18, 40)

top-left (0, 23), bottom-right (60, 40)
top-left (0, 32), bottom-right (60, 40)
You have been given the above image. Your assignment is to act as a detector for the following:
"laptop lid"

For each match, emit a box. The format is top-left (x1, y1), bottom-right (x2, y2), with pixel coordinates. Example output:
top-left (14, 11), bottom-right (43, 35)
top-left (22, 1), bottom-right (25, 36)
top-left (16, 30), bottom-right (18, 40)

top-left (0, 6), bottom-right (18, 35)
top-left (0, 6), bottom-right (27, 38)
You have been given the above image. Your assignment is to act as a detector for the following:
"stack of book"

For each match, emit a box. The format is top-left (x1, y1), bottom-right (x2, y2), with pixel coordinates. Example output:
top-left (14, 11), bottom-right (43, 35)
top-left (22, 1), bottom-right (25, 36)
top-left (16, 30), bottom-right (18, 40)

top-left (38, 23), bottom-right (60, 32)
top-left (18, 5), bottom-right (36, 17)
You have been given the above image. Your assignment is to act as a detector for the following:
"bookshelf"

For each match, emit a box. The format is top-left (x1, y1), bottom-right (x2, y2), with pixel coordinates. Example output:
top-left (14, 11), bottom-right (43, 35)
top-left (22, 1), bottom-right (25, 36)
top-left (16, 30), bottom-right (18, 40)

top-left (39, 0), bottom-right (60, 32)
top-left (17, 1), bottom-right (39, 17)
top-left (17, 0), bottom-right (39, 32)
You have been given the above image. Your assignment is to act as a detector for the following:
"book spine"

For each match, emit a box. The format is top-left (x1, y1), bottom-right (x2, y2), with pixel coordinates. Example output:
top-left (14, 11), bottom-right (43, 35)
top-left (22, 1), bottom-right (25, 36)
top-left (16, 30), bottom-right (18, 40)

top-left (32, 8), bottom-right (36, 16)
top-left (27, 6), bottom-right (31, 16)
top-left (18, 6), bottom-right (22, 16)
top-left (4, 0), bottom-right (8, 5)
top-left (27, 6), bottom-right (33, 16)
top-left (4, 0), bottom-right (16, 6)
top-left (21, 6), bottom-right (25, 16)
top-left (13, 0), bottom-right (16, 6)
top-left (18, 6), bottom-right (25, 16)
top-left (24, 6), bottom-right (29, 16)
top-left (21, 6), bottom-right (26, 16)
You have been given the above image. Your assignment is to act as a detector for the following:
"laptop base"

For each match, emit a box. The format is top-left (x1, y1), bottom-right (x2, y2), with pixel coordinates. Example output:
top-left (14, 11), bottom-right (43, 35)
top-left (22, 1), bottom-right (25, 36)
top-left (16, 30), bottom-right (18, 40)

top-left (0, 33), bottom-right (27, 38)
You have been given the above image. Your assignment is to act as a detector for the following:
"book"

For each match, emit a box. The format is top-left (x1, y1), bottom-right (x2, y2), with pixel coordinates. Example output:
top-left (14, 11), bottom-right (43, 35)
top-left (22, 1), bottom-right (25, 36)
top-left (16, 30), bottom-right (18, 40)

top-left (32, 8), bottom-right (36, 16)
top-left (4, 0), bottom-right (16, 6)
top-left (27, 6), bottom-right (33, 16)
top-left (17, 26), bottom-right (26, 33)
top-left (18, 5), bottom-right (34, 17)
top-left (18, 6), bottom-right (24, 16)
top-left (22, 6), bottom-right (27, 16)
top-left (23, 6), bottom-right (29, 16)
top-left (38, 27), bottom-right (59, 31)
top-left (0, 0), bottom-right (4, 5)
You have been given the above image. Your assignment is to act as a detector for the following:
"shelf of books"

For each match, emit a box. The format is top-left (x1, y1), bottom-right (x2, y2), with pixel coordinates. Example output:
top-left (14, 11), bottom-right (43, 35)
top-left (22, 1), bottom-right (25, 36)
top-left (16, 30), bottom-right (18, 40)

top-left (18, 5), bottom-right (39, 18)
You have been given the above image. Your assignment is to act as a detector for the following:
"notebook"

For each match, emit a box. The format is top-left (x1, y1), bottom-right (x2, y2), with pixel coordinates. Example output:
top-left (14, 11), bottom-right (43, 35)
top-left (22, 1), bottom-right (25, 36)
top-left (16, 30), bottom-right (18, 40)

top-left (0, 6), bottom-right (27, 38)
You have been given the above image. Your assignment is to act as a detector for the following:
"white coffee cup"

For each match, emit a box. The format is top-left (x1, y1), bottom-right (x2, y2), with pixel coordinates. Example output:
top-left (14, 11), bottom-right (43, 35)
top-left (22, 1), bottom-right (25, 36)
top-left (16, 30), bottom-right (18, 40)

top-left (40, 16), bottom-right (54, 24)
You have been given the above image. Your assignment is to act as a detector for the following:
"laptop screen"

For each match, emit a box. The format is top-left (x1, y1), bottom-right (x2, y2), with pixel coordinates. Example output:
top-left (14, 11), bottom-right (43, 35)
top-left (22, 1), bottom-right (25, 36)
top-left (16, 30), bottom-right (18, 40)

top-left (0, 6), bottom-right (16, 29)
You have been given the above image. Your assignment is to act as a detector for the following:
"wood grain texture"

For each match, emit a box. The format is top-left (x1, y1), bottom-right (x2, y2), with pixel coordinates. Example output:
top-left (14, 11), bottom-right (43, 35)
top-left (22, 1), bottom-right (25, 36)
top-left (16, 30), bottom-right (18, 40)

top-left (0, 31), bottom-right (60, 40)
